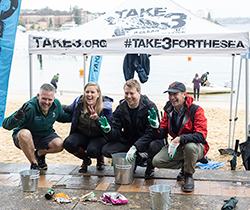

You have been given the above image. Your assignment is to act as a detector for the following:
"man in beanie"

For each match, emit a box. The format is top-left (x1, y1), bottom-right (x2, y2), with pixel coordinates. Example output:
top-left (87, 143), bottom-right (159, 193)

top-left (148, 81), bottom-right (209, 192)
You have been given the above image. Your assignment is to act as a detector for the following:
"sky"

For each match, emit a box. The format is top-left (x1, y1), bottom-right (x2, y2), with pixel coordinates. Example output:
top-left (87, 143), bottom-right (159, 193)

top-left (20, 0), bottom-right (249, 18)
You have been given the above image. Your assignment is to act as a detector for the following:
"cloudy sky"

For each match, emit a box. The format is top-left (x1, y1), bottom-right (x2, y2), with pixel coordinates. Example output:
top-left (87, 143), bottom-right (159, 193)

top-left (20, 0), bottom-right (249, 18)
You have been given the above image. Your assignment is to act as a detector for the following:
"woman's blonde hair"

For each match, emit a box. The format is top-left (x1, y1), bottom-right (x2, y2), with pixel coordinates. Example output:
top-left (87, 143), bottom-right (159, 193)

top-left (81, 82), bottom-right (103, 115)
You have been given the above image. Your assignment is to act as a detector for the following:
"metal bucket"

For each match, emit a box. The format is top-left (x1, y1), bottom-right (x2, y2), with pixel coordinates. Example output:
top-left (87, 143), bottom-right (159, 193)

top-left (149, 185), bottom-right (172, 210)
top-left (20, 170), bottom-right (40, 192)
top-left (111, 152), bottom-right (135, 185)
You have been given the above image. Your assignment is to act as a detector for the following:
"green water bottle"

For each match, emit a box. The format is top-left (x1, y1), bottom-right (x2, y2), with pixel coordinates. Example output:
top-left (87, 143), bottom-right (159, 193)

top-left (45, 189), bottom-right (55, 200)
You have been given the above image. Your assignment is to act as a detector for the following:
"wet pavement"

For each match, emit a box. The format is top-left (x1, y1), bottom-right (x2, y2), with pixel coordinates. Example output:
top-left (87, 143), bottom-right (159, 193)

top-left (0, 162), bottom-right (250, 209)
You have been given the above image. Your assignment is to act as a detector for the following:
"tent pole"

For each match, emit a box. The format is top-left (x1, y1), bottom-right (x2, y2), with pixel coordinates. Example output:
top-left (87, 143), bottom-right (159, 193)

top-left (245, 54), bottom-right (249, 140)
top-left (29, 54), bottom-right (33, 99)
top-left (231, 58), bottom-right (242, 148)
top-left (83, 54), bottom-right (86, 89)
top-left (228, 54), bottom-right (235, 149)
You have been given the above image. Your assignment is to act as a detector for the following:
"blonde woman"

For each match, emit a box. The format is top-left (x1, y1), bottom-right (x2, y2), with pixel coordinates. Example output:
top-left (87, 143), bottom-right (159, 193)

top-left (63, 82), bottom-right (113, 172)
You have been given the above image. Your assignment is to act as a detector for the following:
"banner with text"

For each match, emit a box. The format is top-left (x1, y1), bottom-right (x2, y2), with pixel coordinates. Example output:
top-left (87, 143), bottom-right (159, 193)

top-left (0, 0), bottom-right (22, 126)
top-left (88, 56), bottom-right (103, 82)
top-left (29, 32), bottom-right (249, 55)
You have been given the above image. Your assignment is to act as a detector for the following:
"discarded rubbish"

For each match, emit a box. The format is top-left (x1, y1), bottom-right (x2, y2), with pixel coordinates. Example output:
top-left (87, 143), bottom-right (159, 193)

top-left (101, 192), bottom-right (128, 205)
top-left (54, 192), bottom-right (72, 204)
top-left (81, 191), bottom-right (97, 202)
top-left (104, 157), bottom-right (113, 166)
top-left (45, 189), bottom-right (55, 200)
top-left (196, 161), bottom-right (227, 170)
top-left (221, 197), bottom-right (238, 210)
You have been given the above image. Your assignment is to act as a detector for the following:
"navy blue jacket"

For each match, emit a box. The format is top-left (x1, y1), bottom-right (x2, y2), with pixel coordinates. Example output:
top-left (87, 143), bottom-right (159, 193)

top-left (63, 95), bottom-right (113, 134)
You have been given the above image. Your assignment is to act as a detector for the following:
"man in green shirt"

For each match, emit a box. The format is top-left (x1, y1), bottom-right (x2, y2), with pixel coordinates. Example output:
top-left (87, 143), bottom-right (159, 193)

top-left (2, 83), bottom-right (72, 170)
top-left (50, 73), bottom-right (59, 90)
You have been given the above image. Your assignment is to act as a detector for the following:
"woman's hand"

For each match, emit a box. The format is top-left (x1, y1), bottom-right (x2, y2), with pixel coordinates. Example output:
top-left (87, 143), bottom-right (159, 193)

top-left (88, 105), bottom-right (98, 120)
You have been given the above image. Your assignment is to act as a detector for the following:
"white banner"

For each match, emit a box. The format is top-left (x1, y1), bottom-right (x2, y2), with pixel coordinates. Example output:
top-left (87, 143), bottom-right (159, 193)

top-left (29, 32), bottom-right (249, 55)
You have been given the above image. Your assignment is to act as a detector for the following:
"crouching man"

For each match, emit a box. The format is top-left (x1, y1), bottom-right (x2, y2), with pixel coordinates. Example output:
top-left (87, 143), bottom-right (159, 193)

top-left (2, 83), bottom-right (72, 170)
top-left (148, 81), bottom-right (209, 192)
top-left (99, 79), bottom-right (164, 179)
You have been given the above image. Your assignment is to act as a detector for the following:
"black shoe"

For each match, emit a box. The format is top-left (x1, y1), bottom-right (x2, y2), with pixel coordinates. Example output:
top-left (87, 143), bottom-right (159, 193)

top-left (30, 162), bottom-right (39, 170)
top-left (35, 150), bottom-right (47, 170)
top-left (197, 155), bottom-right (208, 164)
top-left (182, 173), bottom-right (194, 192)
top-left (145, 167), bottom-right (154, 179)
top-left (136, 152), bottom-right (148, 167)
top-left (177, 168), bottom-right (185, 181)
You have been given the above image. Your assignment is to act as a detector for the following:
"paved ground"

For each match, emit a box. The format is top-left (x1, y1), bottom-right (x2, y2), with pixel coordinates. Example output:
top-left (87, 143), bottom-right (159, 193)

top-left (0, 162), bottom-right (250, 209)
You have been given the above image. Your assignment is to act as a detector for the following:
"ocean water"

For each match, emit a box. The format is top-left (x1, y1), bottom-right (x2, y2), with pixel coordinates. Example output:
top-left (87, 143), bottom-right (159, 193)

top-left (9, 24), bottom-right (250, 103)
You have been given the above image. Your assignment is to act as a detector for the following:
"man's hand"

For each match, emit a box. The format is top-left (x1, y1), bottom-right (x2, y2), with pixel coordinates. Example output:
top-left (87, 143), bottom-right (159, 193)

top-left (14, 103), bottom-right (31, 121)
top-left (126, 146), bottom-right (137, 163)
top-left (168, 141), bottom-right (180, 160)
top-left (99, 116), bottom-right (111, 133)
top-left (148, 108), bottom-right (159, 128)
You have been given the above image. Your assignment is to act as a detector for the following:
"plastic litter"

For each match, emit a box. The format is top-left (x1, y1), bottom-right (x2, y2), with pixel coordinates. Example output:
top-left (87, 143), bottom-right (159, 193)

top-left (221, 197), bottom-right (238, 210)
top-left (81, 191), bottom-right (97, 202)
top-left (101, 192), bottom-right (128, 205)
top-left (104, 157), bottom-right (113, 166)
top-left (54, 192), bottom-right (72, 204)
top-left (196, 161), bottom-right (227, 170)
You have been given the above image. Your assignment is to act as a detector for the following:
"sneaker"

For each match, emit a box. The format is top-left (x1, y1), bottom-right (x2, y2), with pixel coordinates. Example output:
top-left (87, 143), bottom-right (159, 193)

top-left (35, 150), bottom-right (47, 170)
top-left (197, 155), bottom-right (208, 164)
top-left (30, 162), bottom-right (39, 170)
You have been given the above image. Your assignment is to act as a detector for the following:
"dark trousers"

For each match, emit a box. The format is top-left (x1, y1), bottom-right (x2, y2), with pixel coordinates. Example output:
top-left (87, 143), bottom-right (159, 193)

top-left (63, 132), bottom-right (107, 158)
top-left (194, 88), bottom-right (200, 100)
top-left (51, 82), bottom-right (57, 89)
top-left (102, 139), bottom-right (164, 169)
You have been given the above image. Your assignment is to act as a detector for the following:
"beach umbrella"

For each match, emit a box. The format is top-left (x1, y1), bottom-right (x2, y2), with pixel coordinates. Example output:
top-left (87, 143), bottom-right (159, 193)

top-left (239, 137), bottom-right (250, 170)
top-left (230, 139), bottom-right (239, 170)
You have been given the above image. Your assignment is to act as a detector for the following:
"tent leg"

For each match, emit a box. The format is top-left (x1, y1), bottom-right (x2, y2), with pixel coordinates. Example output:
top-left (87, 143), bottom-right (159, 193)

top-left (228, 55), bottom-right (235, 148)
top-left (83, 54), bottom-right (87, 89)
top-left (219, 55), bottom-right (236, 156)
top-left (29, 54), bottom-right (33, 99)
top-left (231, 58), bottom-right (242, 148)
top-left (245, 54), bottom-right (249, 140)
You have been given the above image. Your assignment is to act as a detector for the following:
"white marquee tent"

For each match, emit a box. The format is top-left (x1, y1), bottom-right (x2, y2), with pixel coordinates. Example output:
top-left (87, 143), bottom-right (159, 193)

top-left (28, 0), bottom-right (249, 140)
top-left (29, 0), bottom-right (249, 55)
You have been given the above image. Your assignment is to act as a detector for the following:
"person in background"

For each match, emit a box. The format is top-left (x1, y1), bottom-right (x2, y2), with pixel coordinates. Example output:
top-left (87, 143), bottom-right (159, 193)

top-left (2, 83), bottom-right (72, 170)
top-left (99, 79), bottom-right (164, 179)
top-left (201, 72), bottom-right (209, 86)
top-left (192, 73), bottom-right (202, 101)
top-left (148, 81), bottom-right (209, 192)
top-left (63, 82), bottom-right (113, 173)
top-left (50, 73), bottom-right (59, 90)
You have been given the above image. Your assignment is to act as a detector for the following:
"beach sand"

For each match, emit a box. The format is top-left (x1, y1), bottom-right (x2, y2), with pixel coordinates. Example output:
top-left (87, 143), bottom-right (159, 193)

top-left (0, 93), bottom-right (247, 171)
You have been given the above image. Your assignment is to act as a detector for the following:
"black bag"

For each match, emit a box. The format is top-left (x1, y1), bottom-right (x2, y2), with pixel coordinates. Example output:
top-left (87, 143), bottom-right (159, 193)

top-left (239, 137), bottom-right (250, 170)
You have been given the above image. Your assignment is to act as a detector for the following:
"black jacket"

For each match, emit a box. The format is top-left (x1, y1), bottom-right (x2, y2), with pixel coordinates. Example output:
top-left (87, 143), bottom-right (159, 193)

top-left (104, 94), bottom-right (159, 152)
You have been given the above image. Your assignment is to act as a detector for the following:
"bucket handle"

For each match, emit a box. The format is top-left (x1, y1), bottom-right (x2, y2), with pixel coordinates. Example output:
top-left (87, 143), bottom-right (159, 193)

top-left (150, 191), bottom-right (171, 205)
top-left (160, 191), bottom-right (171, 205)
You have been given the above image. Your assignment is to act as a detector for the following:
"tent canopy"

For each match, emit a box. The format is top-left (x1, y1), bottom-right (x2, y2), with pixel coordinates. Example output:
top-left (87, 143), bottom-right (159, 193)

top-left (28, 0), bottom-right (249, 55)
